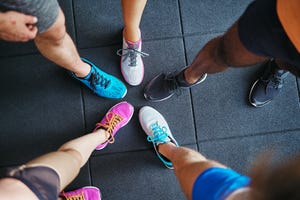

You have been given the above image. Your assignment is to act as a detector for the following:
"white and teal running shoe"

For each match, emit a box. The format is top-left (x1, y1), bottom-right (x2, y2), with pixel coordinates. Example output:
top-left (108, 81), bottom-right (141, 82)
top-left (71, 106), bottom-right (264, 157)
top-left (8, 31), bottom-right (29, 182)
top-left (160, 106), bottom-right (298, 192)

top-left (139, 106), bottom-right (179, 169)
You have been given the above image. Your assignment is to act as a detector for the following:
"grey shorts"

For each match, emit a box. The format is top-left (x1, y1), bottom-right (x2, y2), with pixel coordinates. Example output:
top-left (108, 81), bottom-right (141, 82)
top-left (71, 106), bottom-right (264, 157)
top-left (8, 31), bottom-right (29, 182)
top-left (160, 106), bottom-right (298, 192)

top-left (0, 0), bottom-right (60, 33)
top-left (0, 165), bottom-right (60, 200)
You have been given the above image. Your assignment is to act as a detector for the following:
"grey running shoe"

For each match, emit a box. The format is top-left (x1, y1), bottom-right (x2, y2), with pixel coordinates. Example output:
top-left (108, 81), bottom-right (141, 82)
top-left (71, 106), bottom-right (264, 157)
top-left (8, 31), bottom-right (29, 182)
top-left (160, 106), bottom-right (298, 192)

top-left (117, 37), bottom-right (149, 86)
top-left (249, 60), bottom-right (289, 107)
top-left (144, 69), bottom-right (207, 102)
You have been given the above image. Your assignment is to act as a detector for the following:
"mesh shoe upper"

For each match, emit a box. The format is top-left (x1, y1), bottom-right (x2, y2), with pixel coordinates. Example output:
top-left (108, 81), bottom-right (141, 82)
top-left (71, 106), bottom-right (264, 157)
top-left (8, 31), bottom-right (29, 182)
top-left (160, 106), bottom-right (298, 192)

top-left (117, 38), bottom-right (148, 86)
top-left (61, 186), bottom-right (101, 200)
top-left (93, 101), bottom-right (134, 150)
top-left (139, 106), bottom-right (179, 169)
top-left (249, 60), bottom-right (289, 107)
top-left (144, 70), bottom-right (207, 102)
top-left (71, 58), bottom-right (127, 99)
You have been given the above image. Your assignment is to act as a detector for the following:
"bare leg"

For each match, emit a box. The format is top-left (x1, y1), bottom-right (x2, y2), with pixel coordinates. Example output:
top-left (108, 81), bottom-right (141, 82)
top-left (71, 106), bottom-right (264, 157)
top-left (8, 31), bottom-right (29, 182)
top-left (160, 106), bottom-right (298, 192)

top-left (122, 0), bottom-right (147, 42)
top-left (34, 9), bottom-right (90, 78)
top-left (158, 143), bottom-right (225, 200)
top-left (184, 22), bottom-right (268, 84)
top-left (26, 129), bottom-right (110, 191)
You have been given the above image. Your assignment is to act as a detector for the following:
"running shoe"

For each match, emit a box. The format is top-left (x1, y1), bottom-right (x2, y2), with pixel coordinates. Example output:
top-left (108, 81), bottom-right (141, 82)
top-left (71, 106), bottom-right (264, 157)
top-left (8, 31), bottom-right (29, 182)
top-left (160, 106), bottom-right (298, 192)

top-left (144, 69), bottom-right (207, 102)
top-left (71, 58), bottom-right (127, 99)
top-left (139, 106), bottom-right (179, 169)
top-left (94, 101), bottom-right (134, 150)
top-left (249, 60), bottom-right (289, 107)
top-left (117, 36), bottom-right (148, 86)
top-left (61, 186), bottom-right (101, 200)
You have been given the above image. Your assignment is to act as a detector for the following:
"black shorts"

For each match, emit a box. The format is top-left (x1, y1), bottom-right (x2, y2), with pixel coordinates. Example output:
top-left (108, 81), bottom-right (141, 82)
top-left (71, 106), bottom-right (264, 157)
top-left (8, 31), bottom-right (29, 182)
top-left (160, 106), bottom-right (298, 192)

top-left (0, 0), bottom-right (60, 33)
top-left (0, 165), bottom-right (60, 200)
top-left (238, 0), bottom-right (300, 70)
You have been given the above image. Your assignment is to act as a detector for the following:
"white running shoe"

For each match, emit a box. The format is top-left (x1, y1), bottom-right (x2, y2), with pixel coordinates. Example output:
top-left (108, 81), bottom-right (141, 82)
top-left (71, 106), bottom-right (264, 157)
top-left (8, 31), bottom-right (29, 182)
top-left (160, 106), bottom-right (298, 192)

top-left (117, 37), bottom-right (149, 86)
top-left (139, 106), bottom-right (179, 169)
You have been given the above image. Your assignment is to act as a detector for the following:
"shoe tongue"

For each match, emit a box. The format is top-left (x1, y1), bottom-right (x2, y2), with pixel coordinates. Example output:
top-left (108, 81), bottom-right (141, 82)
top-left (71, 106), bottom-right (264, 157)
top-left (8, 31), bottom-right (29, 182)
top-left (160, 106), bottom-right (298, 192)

top-left (276, 69), bottom-right (289, 77)
top-left (126, 40), bottom-right (140, 49)
top-left (175, 70), bottom-right (189, 87)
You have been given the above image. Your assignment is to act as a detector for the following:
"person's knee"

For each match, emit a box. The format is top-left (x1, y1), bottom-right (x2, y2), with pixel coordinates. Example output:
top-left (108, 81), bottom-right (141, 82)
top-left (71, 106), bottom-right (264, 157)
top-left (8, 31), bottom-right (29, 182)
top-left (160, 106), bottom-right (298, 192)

top-left (35, 9), bottom-right (66, 45)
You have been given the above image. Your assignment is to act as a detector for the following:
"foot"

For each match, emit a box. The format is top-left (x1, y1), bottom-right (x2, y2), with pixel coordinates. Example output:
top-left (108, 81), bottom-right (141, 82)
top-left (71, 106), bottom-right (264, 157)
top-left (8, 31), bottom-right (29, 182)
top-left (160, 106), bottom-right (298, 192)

top-left (139, 106), bottom-right (179, 169)
top-left (249, 60), bottom-right (289, 107)
top-left (61, 186), bottom-right (101, 200)
top-left (144, 69), bottom-right (207, 102)
top-left (117, 35), bottom-right (149, 86)
top-left (94, 101), bottom-right (134, 150)
top-left (70, 58), bottom-right (127, 99)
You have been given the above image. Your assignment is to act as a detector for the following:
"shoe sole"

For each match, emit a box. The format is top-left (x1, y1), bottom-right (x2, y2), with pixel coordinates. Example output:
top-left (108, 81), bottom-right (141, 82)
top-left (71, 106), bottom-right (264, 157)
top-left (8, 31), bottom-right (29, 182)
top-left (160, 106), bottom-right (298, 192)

top-left (143, 91), bottom-right (175, 102)
top-left (121, 88), bottom-right (127, 98)
top-left (143, 73), bottom-right (175, 102)
top-left (144, 73), bottom-right (207, 102)
top-left (248, 79), bottom-right (272, 108)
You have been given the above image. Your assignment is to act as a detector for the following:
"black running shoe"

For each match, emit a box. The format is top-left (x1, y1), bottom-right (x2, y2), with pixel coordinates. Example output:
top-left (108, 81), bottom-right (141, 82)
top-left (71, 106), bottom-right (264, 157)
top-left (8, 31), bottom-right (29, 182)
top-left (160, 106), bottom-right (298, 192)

top-left (249, 60), bottom-right (289, 107)
top-left (144, 70), bottom-right (207, 102)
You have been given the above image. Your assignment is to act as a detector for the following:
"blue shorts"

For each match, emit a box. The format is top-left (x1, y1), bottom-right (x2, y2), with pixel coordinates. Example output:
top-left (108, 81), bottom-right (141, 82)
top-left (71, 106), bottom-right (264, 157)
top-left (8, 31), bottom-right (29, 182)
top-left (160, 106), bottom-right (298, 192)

top-left (192, 167), bottom-right (250, 200)
top-left (0, 0), bottom-right (60, 33)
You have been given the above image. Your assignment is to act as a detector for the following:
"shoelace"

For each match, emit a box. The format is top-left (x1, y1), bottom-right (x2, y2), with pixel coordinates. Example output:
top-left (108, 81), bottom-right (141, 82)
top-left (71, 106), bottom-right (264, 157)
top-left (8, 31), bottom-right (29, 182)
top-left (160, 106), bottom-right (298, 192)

top-left (147, 122), bottom-right (169, 144)
top-left (89, 72), bottom-right (111, 90)
top-left (269, 74), bottom-right (284, 89)
top-left (96, 112), bottom-right (123, 144)
top-left (165, 72), bottom-right (182, 96)
top-left (62, 191), bottom-right (85, 200)
top-left (117, 48), bottom-right (149, 67)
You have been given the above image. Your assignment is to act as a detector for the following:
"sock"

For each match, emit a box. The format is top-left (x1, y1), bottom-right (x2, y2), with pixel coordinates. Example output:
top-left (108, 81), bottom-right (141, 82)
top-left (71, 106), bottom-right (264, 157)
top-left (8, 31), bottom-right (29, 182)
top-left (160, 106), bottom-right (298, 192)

top-left (125, 38), bottom-right (141, 49)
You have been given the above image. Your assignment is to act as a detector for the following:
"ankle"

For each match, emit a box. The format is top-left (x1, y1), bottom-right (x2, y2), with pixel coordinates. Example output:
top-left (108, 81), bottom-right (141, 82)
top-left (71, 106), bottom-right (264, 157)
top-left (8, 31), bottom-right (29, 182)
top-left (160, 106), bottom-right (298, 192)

top-left (158, 142), bottom-right (176, 155)
top-left (74, 62), bottom-right (91, 78)
top-left (176, 68), bottom-right (201, 87)
top-left (123, 27), bottom-right (141, 43)
top-left (94, 128), bottom-right (110, 141)
top-left (74, 63), bottom-right (92, 78)
top-left (184, 68), bottom-right (204, 85)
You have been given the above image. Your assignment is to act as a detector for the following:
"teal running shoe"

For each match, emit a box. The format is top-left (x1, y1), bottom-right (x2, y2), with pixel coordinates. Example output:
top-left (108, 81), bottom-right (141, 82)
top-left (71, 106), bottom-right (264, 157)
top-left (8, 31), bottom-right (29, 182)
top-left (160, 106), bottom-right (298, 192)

top-left (71, 58), bottom-right (127, 99)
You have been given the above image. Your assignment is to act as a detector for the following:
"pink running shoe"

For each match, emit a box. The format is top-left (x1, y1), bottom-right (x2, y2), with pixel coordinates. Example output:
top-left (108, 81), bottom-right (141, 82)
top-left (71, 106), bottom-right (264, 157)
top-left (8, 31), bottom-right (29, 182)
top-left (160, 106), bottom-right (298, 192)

top-left (94, 101), bottom-right (134, 150)
top-left (61, 186), bottom-right (101, 200)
